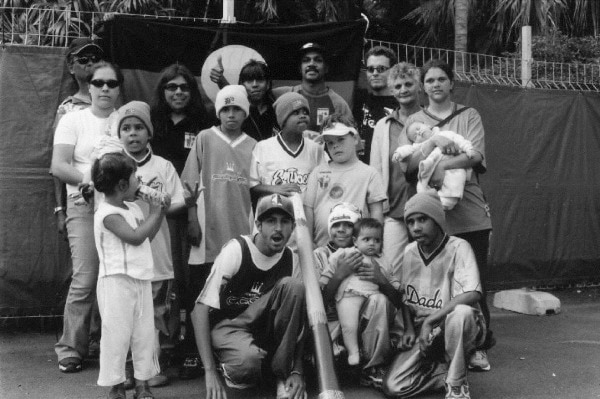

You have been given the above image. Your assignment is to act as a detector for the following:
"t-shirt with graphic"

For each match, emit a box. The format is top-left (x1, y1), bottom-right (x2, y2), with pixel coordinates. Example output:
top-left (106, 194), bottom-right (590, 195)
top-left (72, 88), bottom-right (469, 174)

top-left (249, 133), bottom-right (324, 192)
top-left (181, 126), bottom-right (257, 264)
top-left (303, 160), bottom-right (387, 247)
top-left (133, 152), bottom-right (185, 281)
top-left (352, 90), bottom-right (397, 164)
top-left (197, 235), bottom-right (294, 316)
top-left (401, 235), bottom-right (481, 327)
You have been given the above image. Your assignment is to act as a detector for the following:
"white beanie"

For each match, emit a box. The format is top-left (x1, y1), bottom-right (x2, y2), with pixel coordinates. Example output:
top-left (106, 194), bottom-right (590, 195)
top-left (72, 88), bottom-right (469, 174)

top-left (328, 202), bottom-right (362, 238)
top-left (215, 85), bottom-right (250, 117)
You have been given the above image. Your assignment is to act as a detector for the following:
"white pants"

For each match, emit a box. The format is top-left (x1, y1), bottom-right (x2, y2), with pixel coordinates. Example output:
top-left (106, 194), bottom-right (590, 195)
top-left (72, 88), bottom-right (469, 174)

top-left (97, 275), bottom-right (159, 386)
top-left (383, 216), bottom-right (410, 279)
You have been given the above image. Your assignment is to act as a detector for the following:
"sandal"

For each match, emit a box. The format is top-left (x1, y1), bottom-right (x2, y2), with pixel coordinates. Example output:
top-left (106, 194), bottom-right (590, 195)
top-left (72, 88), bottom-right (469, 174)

top-left (108, 384), bottom-right (126, 399)
top-left (133, 385), bottom-right (154, 399)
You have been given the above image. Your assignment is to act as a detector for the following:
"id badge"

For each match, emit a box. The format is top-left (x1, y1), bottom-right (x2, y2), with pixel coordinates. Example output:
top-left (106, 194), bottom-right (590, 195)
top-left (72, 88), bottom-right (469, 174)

top-left (184, 132), bottom-right (195, 149)
top-left (317, 108), bottom-right (329, 126)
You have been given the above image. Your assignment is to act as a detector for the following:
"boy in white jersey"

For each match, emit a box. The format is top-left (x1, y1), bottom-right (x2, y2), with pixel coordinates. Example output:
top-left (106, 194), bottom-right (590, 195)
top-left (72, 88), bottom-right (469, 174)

top-left (117, 101), bottom-right (191, 388)
top-left (250, 92), bottom-right (324, 197)
top-left (383, 192), bottom-right (486, 399)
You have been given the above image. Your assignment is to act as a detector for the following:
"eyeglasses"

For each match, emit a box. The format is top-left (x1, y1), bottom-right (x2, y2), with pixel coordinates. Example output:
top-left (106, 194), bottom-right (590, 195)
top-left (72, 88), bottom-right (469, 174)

top-left (90, 79), bottom-right (120, 89)
top-left (164, 83), bottom-right (191, 92)
top-left (73, 55), bottom-right (101, 65)
top-left (366, 65), bottom-right (389, 74)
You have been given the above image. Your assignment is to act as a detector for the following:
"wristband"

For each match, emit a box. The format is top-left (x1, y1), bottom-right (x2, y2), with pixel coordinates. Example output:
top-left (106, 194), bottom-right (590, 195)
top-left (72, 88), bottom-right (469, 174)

top-left (54, 206), bottom-right (66, 215)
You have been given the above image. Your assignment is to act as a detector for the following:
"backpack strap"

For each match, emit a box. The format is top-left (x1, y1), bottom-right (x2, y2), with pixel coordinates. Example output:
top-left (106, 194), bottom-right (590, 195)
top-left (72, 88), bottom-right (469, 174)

top-left (434, 106), bottom-right (470, 128)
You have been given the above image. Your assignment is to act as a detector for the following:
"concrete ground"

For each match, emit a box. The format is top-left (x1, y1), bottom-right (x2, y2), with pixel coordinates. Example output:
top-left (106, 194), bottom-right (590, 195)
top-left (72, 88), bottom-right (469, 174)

top-left (1, 287), bottom-right (600, 399)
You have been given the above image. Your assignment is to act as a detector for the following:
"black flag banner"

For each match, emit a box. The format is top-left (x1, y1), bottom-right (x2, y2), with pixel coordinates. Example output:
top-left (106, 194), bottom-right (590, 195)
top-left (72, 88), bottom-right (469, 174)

top-left (101, 15), bottom-right (367, 106)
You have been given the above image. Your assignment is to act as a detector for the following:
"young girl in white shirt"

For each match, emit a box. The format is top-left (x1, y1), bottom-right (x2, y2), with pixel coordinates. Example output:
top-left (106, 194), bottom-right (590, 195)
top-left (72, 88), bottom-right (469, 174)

top-left (92, 152), bottom-right (170, 399)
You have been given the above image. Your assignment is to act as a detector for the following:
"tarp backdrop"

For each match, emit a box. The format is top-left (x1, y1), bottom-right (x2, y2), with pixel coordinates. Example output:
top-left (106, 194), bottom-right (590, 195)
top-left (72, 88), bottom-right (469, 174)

top-left (2, 18), bottom-right (600, 314)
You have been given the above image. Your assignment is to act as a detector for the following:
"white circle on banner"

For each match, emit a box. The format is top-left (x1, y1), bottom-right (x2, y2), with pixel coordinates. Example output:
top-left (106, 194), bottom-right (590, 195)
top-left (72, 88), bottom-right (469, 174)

top-left (201, 45), bottom-right (266, 103)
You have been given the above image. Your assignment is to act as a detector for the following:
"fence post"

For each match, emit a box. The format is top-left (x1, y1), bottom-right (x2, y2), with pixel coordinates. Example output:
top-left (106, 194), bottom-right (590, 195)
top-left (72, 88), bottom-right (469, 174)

top-left (222, 0), bottom-right (236, 23)
top-left (521, 25), bottom-right (533, 88)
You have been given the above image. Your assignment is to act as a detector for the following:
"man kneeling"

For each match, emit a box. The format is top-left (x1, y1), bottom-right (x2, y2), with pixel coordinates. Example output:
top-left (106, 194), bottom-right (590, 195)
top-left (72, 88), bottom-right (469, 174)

top-left (384, 192), bottom-right (486, 399)
top-left (191, 194), bottom-right (307, 399)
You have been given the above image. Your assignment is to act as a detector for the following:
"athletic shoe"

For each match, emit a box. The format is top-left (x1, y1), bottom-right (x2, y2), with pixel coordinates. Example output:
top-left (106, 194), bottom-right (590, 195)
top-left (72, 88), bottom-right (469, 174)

top-left (445, 382), bottom-right (470, 399)
top-left (148, 371), bottom-right (169, 387)
top-left (468, 350), bottom-right (491, 371)
top-left (87, 338), bottom-right (100, 359)
top-left (221, 364), bottom-right (255, 389)
top-left (58, 357), bottom-right (82, 373)
top-left (179, 355), bottom-right (204, 380)
top-left (359, 366), bottom-right (385, 390)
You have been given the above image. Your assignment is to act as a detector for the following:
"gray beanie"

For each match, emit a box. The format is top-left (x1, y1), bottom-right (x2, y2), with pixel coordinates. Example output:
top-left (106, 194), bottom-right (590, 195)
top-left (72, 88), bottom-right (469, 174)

top-left (117, 101), bottom-right (153, 137)
top-left (273, 92), bottom-right (309, 128)
top-left (404, 192), bottom-right (447, 233)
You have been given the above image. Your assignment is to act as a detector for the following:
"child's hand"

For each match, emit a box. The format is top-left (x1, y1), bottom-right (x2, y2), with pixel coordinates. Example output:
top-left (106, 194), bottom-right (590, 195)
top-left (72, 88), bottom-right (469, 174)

top-left (273, 184), bottom-right (302, 196)
top-left (161, 193), bottom-right (171, 212)
top-left (183, 180), bottom-right (202, 208)
top-left (392, 149), bottom-right (403, 164)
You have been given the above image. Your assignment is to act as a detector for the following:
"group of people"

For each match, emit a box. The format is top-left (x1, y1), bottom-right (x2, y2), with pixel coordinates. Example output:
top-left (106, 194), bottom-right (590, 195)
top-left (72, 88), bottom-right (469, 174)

top-left (50, 37), bottom-right (493, 399)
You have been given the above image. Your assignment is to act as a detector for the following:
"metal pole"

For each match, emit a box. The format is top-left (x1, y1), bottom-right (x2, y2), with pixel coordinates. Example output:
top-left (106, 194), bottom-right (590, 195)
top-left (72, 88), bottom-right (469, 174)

top-left (221, 0), bottom-right (236, 23)
top-left (521, 25), bottom-right (533, 88)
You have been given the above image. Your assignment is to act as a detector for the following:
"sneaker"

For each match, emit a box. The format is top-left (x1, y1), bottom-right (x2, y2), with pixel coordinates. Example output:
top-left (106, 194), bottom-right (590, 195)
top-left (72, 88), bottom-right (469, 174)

top-left (359, 366), bottom-right (385, 390)
top-left (179, 355), bottom-right (204, 380)
top-left (445, 382), bottom-right (470, 399)
top-left (276, 379), bottom-right (290, 399)
top-left (58, 357), bottom-right (82, 373)
top-left (148, 371), bottom-right (169, 387)
top-left (221, 364), bottom-right (255, 390)
top-left (87, 338), bottom-right (100, 359)
top-left (468, 350), bottom-right (491, 371)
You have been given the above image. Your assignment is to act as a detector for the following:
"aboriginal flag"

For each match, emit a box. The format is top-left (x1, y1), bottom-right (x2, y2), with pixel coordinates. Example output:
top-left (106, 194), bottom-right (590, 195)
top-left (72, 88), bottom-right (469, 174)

top-left (100, 15), bottom-right (367, 107)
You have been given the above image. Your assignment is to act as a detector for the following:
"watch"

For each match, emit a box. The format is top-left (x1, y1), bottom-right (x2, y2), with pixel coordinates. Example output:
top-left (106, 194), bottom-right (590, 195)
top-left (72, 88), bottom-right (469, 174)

top-left (54, 206), bottom-right (66, 215)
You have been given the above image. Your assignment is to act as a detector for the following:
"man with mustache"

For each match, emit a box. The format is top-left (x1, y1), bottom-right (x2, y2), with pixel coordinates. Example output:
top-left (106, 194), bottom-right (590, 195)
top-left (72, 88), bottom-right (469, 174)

top-left (273, 42), bottom-right (353, 133)
top-left (353, 46), bottom-right (398, 164)
top-left (191, 194), bottom-right (307, 399)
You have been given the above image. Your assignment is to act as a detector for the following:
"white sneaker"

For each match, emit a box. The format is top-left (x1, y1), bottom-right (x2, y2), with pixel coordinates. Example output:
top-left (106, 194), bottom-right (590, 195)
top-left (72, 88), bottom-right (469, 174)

top-left (445, 382), bottom-right (471, 399)
top-left (468, 350), bottom-right (491, 371)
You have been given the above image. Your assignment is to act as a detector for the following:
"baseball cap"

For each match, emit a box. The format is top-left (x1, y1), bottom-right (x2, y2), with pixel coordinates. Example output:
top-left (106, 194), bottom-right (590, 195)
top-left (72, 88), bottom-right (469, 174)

top-left (299, 42), bottom-right (325, 57)
top-left (256, 194), bottom-right (295, 221)
top-left (67, 38), bottom-right (103, 58)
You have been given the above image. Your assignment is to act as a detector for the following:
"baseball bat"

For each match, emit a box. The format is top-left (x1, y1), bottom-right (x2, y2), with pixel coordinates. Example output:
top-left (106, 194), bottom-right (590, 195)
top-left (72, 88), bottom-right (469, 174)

top-left (290, 193), bottom-right (344, 399)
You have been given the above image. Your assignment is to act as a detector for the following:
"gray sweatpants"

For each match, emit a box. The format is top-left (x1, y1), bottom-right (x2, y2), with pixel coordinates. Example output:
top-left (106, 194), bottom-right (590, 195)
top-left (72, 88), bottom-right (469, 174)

top-left (383, 304), bottom-right (486, 397)
top-left (211, 277), bottom-right (306, 385)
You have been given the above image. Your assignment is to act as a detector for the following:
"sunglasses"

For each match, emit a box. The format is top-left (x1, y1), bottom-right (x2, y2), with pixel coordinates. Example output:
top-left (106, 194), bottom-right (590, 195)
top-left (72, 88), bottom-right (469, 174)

top-left (73, 55), bottom-right (101, 65)
top-left (164, 83), bottom-right (191, 92)
top-left (366, 65), bottom-right (389, 74)
top-left (90, 79), bottom-right (120, 89)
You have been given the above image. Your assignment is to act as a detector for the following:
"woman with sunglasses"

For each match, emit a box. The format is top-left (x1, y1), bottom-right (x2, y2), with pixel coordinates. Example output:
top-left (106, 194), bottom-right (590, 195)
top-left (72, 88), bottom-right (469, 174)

top-left (51, 61), bottom-right (123, 374)
top-left (150, 64), bottom-right (211, 381)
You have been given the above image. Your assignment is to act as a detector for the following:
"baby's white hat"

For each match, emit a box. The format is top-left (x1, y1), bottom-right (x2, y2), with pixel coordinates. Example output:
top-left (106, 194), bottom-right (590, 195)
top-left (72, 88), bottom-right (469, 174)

top-left (328, 202), bottom-right (362, 237)
top-left (215, 85), bottom-right (250, 117)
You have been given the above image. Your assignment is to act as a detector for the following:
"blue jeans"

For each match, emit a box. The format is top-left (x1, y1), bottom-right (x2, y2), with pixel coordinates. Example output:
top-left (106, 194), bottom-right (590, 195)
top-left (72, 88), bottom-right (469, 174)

top-left (55, 196), bottom-right (99, 361)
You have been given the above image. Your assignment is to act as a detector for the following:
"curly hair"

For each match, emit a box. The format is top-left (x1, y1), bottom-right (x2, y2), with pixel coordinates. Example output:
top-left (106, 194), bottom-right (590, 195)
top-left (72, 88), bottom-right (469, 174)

top-left (387, 62), bottom-right (421, 86)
